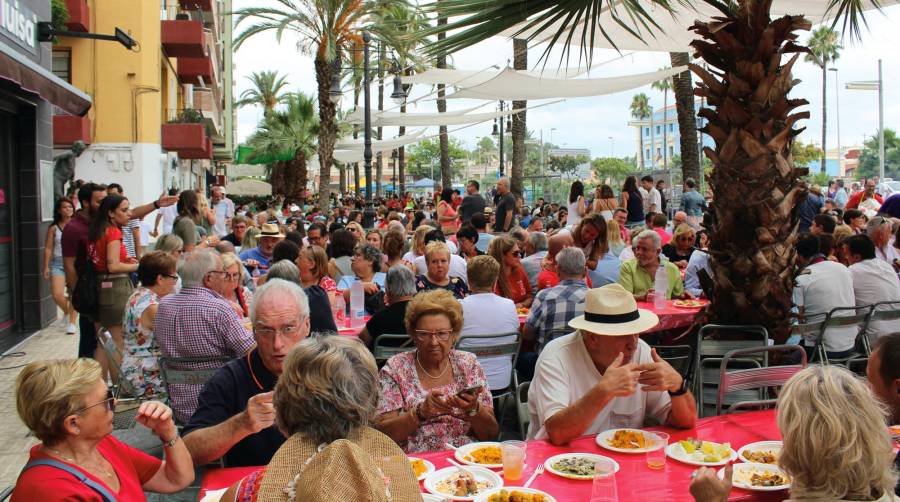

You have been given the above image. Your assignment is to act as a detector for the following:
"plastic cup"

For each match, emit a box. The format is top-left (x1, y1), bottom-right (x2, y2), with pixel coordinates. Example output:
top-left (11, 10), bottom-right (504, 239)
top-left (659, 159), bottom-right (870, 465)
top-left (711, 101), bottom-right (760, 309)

top-left (590, 457), bottom-right (619, 502)
top-left (501, 440), bottom-right (527, 481)
top-left (646, 432), bottom-right (669, 470)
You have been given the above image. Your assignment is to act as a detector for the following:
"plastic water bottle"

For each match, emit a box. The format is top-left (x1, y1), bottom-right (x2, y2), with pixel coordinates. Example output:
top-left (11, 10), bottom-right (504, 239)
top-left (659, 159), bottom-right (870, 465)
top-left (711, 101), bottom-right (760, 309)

top-left (333, 294), bottom-right (346, 327)
top-left (350, 279), bottom-right (365, 328)
top-left (654, 261), bottom-right (668, 309)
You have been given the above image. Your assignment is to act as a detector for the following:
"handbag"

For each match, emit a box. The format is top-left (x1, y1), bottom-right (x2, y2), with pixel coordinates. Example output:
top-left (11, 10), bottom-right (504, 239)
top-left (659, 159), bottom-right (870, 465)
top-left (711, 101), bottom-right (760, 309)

top-left (72, 261), bottom-right (100, 316)
top-left (19, 459), bottom-right (117, 501)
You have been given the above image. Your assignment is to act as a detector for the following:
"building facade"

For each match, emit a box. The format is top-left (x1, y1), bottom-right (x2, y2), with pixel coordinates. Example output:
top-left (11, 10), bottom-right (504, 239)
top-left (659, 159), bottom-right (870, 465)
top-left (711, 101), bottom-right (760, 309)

top-left (0, 0), bottom-right (92, 349)
top-left (628, 101), bottom-right (713, 170)
top-left (51, 0), bottom-right (234, 203)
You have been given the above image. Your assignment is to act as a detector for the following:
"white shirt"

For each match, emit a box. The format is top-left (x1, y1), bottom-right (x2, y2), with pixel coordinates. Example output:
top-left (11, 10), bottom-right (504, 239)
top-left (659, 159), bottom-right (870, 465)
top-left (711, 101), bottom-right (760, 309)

top-left (567, 199), bottom-right (584, 228)
top-left (459, 293), bottom-right (521, 391)
top-left (849, 258), bottom-right (900, 342)
top-left (414, 253), bottom-right (468, 285)
top-left (619, 246), bottom-right (635, 261)
top-left (212, 198), bottom-right (235, 237)
top-left (527, 334), bottom-right (671, 440)
top-left (160, 205), bottom-right (178, 234)
top-left (874, 239), bottom-right (900, 269)
top-left (638, 187), bottom-right (662, 214)
top-left (792, 260), bottom-right (858, 352)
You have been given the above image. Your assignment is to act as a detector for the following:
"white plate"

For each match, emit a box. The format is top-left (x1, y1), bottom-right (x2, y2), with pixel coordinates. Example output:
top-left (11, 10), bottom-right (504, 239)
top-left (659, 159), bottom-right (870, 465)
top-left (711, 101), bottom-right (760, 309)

top-left (544, 453), bottom-right (621, 480)
top-left (666, 441), bottom-right (738, 466)
top-left (474, 487), bottom-right (557, 502)
top-left (737, 441), bottom-right (783, 465)
top-left (423, 466), bottom-right (504, 501)
top-left (409, 457), bottom-right (436, 481)
top-left (718, 463), bottom-right (791, 491)
top-left (199, 488), bottom-right (227, 502)
top-left (421, 495), bottom-right (448, 502)
top-left (595, 428), bottom-right (661, 453)
top-left (455, 442), bottom-right (504, 469)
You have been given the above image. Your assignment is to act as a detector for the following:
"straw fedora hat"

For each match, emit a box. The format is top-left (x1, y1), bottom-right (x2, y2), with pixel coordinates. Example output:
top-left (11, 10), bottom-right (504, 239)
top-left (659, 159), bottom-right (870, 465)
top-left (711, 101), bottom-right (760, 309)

top-left (259, 223), bottom-right (285, 239)
top-left (257, 427), bottom-right (421, 502)
top-left (568, 283), bottom-right (659, 336)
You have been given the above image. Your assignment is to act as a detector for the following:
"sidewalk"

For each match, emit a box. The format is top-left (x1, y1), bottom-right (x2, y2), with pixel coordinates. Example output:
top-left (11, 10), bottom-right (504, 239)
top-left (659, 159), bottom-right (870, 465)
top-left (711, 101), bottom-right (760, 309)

top-left (0, 319), bottom-right (79, 488)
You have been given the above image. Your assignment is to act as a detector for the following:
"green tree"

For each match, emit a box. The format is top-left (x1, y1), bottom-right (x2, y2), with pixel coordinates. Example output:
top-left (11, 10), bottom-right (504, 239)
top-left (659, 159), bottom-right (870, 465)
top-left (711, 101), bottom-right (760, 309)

top-left (591, 157), bottom-right (632, 187)
top-left (791, 140), bottom-right (823, 168)
top-left (244, 92), bottom-right (319, 204)
top-left (630, 93), bottom-right (651, 169)
top-left (548, 155), bottom-right (589, 177)
top-left (856, 129), bottom-right (900, 180)
top-left (805, 26), bottom-right (842, 172)
top-left (406, 137), bottom-right (467, 179)
top-left (235, 0), bottom-right (369, 211)
top-left (651, 68), bottom-right (672, 169)
top-left (235, 71), bottom-right (291, 114)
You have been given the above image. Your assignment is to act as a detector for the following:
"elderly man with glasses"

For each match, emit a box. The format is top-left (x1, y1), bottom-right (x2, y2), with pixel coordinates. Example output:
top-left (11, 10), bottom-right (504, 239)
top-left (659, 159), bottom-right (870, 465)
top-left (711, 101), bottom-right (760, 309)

top-left (866, 216), bottom-right (900, 271)
top-left (182, 279), bottom-right (311, 467)
top-left (155, 250), bottom-right (255, 424)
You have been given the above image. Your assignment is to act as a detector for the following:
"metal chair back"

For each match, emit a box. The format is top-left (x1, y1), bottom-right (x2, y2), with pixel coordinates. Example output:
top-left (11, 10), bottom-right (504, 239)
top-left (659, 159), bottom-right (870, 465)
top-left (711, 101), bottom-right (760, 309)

top-left (866, 301), bottom-right (900, 352)
top-left (813, 306), bottom-right (873, 365)
top-left (95, 329), bottom-right (146, 430)
top-left (695, 324), bottom-right (769, 415)
top-left (716, 345), bottom-right (807, 416)
top-left (651, 345), bottom-right (692, 380)
top-left (455, 332), bottom-right (521, 395)
top-left (513, 372), bottom-right (530, 440)
top-left (159, 356), bottom-right (232, 387)
top-left (373, 334), bottom-right (415, 364)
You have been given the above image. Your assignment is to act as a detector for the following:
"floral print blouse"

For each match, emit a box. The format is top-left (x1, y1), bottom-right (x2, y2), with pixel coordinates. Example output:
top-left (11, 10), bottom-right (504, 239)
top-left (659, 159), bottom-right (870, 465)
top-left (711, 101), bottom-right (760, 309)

top-left (121, 287), bottom-right (166, 399)
top-left (378, 350), bottom-right (493, 453)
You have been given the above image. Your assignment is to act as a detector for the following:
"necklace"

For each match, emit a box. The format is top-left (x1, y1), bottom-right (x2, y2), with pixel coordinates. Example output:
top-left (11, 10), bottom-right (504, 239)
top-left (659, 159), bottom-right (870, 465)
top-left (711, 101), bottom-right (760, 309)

top-left (43, 446), bottom-right (115, 479)
top-left (416, 352), bottom-right (450, 380)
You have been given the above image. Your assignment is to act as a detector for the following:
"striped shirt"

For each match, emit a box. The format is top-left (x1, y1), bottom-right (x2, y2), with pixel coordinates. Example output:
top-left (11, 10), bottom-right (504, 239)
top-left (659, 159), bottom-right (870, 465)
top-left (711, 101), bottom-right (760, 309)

top-left (524, 279), bottom-right (588, 350)
top-left (155, 287), bottom-right (255, 423)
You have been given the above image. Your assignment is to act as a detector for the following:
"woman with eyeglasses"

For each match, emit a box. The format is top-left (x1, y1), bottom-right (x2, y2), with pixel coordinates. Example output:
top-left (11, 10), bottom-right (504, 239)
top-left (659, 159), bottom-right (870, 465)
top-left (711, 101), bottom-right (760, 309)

top-left (219, 252), bottom-right (253, 318)
top-left (662, 224), bottom-right (697, 269)
top-left (375, 290), bottom-right (498, 453)
top-left (488, 235), bottom-right (534, 309)
top-left (12, 358), bottom-right (193, 500)
top-left (120, 251), bottom-right (179, 400)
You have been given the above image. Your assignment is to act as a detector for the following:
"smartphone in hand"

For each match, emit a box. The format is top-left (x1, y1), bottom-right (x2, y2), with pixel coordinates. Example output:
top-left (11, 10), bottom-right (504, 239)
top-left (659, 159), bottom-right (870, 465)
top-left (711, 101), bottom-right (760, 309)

top-left (456, 384), bottom-right (483, 398)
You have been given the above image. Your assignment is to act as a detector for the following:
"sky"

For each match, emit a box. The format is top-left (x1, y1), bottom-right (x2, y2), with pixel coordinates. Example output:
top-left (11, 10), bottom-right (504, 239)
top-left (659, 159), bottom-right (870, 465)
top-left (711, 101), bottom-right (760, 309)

top-left (232, 2), bottom-right (900, 161)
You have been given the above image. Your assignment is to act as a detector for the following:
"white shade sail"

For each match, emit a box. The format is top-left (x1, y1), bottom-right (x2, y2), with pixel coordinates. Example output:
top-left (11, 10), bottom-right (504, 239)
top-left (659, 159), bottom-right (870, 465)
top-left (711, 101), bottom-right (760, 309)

top-left (447, 66), bottom-right (685, 100)
top-left (226, 179), bottom-right (272, 196)
top-left (347, 106), bottom-right (525, 127)
top-left (401, 66), bottom-right (595, 87)
top-left (335, 128), bottom-right (427, 151)
top-left (345, 104), bottom-right (483, 125)
top-left (498, 1), bottom-right (896, 53)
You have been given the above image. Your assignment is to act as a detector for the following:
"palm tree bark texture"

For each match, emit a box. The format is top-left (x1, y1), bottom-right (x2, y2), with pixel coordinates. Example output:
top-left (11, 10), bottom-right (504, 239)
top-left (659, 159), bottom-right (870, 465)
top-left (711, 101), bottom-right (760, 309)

top-left (510, 38), bottom-right (527, 197)
top-left (690, 0), bottom-right (812, 342)
top-left (670, 52), bottom-right (702, 184)
top-left (315, 57), bottom-right (339, 211)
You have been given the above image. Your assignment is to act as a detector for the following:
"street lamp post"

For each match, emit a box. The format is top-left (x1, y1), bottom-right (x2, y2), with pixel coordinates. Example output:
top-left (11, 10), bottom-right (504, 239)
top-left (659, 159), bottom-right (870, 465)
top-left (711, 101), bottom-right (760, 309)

top-left (829, 67), bottom-right (842, 174)
top-left (492, 100), bottom-right (507, 176)
top-left (846, 59), bottom-right (885, 181)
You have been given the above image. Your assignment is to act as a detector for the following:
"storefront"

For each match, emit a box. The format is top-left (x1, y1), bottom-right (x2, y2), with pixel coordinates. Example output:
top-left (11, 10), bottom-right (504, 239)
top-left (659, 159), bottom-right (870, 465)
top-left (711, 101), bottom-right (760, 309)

top-left (0, 0), bottom-right (91, 352)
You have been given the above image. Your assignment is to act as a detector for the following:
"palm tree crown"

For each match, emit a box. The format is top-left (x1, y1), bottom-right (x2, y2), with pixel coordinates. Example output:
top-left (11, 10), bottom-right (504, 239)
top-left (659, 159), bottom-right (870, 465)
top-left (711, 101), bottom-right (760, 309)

top-left (236, 70), bottom-right (291, 112)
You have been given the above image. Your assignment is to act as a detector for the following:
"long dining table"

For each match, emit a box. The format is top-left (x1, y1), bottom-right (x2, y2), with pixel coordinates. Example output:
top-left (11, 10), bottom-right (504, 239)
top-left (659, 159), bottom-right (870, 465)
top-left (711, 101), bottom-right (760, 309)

top-left (198, 409), bottom-right (785, 502)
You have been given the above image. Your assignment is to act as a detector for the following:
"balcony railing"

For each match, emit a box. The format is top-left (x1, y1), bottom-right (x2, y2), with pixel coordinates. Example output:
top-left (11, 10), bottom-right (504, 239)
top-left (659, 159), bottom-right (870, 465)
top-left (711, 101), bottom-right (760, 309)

top-left (53, 115), bottom-right (91, 146)
top-left (162, 121), bottom-right (212, 159)
top-left (161, 19), bottom-right (206, 58)
top-left (64, 0), bottom-right (89, 32)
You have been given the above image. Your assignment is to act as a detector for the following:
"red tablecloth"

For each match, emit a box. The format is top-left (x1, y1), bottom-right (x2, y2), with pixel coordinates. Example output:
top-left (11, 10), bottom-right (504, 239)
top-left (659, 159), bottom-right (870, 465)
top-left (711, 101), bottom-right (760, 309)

top-left (637, 299), bottom-right (706, 333)
top-left (335, 315), bottom-right (530, 338)
top-left (198, 410), bottom-right (784, 502)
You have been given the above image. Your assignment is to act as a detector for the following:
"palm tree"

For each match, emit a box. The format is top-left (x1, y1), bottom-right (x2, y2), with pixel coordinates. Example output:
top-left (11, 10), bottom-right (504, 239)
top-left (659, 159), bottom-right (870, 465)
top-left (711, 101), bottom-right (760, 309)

top-left (234, 0), bottom-right (368, 212)
top-left (652, 68), bottom-right (672, 169)
top-left (630, 93), bottom-right (651, 169)
top-left (805, 26), bottom-right (842, 173)
top-left (235, 70), bottom-right (291, 114)
top-left (419, 0), bottom-right (872, 341)
top-left (670, 52), bottom-right (701, 183)
top-left (436, 3), bottom-right (451, 189)
top-left (245, 92), bottom-right (319, 204)
top-left (511, 38), bottom-right (527, 197)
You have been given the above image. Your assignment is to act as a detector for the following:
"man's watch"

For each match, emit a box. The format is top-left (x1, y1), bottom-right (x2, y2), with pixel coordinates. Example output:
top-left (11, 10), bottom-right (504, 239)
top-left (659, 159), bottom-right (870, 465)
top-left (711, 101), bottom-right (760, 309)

top-left (668, 379), bottom-right (689, 397)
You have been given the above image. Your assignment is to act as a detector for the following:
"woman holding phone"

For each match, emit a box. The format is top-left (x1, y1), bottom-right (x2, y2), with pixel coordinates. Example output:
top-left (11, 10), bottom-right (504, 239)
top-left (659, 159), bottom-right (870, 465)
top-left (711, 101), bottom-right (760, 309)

top-left (375, 290), bottom-right (498, 453)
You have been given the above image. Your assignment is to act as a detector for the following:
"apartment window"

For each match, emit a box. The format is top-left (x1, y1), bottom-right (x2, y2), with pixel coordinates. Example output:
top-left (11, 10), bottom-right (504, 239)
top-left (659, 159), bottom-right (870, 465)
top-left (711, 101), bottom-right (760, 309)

top-left (669, 124), bottom-right (675, 132)
top-left (52, 49), bottom-right (71, 83)
top-left (669, 146), bottom-right (675, 157)
top-left (645, 149), bottom-right (650, 160)
top-left (656, 147), bottom-right (661, 158)
top-left (656, 125), bottom-right (661, 134)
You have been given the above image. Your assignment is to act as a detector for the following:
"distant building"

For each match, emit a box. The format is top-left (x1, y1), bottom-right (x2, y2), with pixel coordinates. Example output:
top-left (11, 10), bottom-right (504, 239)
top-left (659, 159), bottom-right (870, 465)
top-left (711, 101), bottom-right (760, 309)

top-left (628, 101), bottom-right (713, 170)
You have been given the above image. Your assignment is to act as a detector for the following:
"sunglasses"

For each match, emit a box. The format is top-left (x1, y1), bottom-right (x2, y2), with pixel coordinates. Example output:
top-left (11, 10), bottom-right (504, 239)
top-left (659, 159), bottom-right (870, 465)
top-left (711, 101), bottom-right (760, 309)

top-left (74, 389), bottom-right (116, 414)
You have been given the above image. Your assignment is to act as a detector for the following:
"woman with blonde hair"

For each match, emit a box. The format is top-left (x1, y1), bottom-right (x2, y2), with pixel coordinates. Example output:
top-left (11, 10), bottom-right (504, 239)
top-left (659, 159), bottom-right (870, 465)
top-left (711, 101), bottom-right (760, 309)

top-left (690, 365), bottom-right (898, 502)
top-left (488, 235), bottom-right (533, 309)
top-left (241, 226), bottom-right (260, 251)
top-left (415, 241), bottom-right (469, 299)
top-left (402, 225), bottom-right (433, 263)
top-left (345, 221), bottom-right (365, 244)
top-left (662, 224), bottom-right (697, 269)
top-left (219, 252), bottom-right (253, 318)
top-left (296, 245), bottom-right (337, 295)
top-left (196, 191), bottom-right (216, 236)
top-left (12, 359), bottom-right (193, 500)
top-left (606, 218), bottom-right (626, 256)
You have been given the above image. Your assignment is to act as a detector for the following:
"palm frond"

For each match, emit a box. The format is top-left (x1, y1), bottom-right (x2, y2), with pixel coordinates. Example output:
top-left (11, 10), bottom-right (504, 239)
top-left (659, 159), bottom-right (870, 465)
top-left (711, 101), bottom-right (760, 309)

top-left (825, 0), bottom-right (881, 42)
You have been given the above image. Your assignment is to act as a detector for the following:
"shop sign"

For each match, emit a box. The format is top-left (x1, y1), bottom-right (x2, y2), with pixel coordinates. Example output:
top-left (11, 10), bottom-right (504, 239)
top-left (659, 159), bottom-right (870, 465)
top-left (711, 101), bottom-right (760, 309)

top-left (0, 0), bottom-right (38, 55)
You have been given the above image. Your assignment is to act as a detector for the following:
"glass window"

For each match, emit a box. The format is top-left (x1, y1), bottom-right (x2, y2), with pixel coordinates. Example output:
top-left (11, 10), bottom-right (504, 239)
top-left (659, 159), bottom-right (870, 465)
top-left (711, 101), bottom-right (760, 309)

top-left (656, 126), bottom-right (661, 134)
top-left (52, 49), bottom-right (71, 83)
top-left (669, 124), bottom-right (675, 132)
top-left (645, 149), bottom-right (650, 160)
top-left (669, 146), bottom-right (675, 157)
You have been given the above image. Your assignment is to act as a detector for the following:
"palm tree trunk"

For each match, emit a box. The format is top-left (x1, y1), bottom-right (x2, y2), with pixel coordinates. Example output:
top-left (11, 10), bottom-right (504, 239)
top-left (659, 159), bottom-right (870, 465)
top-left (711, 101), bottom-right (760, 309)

top-left (637, 126), bottom-right (644, 169)
top-left (437, 3), bottom-right (451, 188)
top-left (315, 57), bottom-right (338, 211)
top-left (690, 1), bottom-right (813, 342)
top-left (353, 78), bottom-right (361, 195)
top-left (821, 64), bottom-right (827, 173)
top-left (289, 148), bottom-right (308, 204)
top-left (662, 88), bottom-right (668, 169)
top-left (377, 42), bottom-right (385, 196)
top-left (670, 52), bottom-right (701, 183)
top-left (399, 69), bottom-right (410, 195)
top-left (511, 38), bottom-right (527, 198)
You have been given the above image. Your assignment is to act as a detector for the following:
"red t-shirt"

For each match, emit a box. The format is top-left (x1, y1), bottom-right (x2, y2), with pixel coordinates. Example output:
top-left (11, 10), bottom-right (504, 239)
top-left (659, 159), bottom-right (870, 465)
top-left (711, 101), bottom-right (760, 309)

top-left (494, 266), bottom-right (533, 304)
top-left (12, 436), bottom-right (161, 502)
top-left (89, 226), bottom-right (128, 273)
top-left (535, 270), bottom-right (593, 291)
top-left (846, 191), bottom-right (883, 209)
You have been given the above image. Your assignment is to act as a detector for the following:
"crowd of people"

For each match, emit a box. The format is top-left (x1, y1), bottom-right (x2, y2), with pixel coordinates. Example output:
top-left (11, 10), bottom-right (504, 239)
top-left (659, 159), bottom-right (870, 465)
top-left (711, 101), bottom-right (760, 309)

top-left (11, 173), bottom-right (900, 501)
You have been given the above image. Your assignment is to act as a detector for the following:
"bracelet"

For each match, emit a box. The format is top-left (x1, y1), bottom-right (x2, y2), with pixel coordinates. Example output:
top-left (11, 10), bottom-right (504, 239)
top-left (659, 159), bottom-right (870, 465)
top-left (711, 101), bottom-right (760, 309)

top-left (161, 434), bottom-right (180, 448)
top-left (153, 200), bottom-right (160, 209)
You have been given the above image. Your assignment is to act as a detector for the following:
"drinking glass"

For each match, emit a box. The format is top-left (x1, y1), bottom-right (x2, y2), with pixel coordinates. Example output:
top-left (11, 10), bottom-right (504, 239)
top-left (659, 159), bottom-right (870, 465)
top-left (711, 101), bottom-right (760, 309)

top-left (501, 440), bottom-right (527, 481)
top-left (590, 457), bottom-right (619, 502)
top-left (646, 432), bottom-right (669, 470)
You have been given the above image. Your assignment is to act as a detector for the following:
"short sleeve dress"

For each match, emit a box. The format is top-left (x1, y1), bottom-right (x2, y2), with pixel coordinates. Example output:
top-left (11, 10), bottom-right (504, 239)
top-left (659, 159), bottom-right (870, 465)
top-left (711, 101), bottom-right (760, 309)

top-left (121, 287), bottom-right (166, 399)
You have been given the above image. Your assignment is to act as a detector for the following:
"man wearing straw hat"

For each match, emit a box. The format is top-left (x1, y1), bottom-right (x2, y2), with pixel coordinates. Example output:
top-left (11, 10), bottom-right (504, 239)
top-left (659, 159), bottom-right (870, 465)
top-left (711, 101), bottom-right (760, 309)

top-left (527, 283), bottom-right (697, 444)
top-left (239, 222), bottom-right (285, 273)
